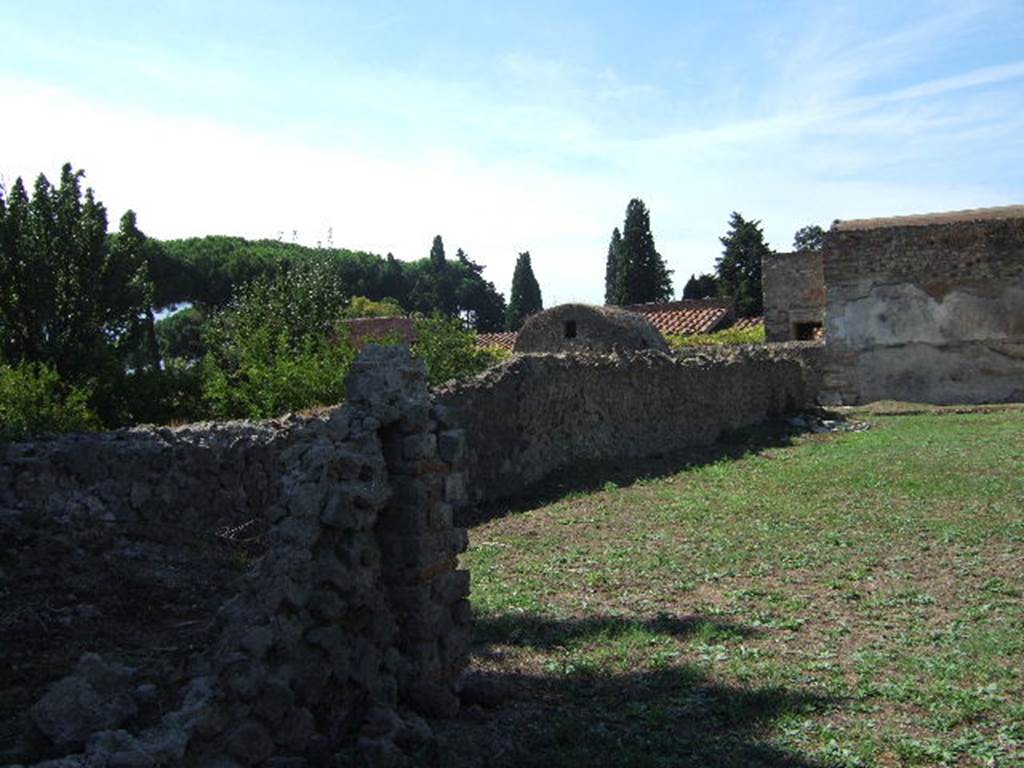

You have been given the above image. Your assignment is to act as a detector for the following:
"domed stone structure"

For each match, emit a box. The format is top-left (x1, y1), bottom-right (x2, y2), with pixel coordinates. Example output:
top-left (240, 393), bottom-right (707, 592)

top-left (513, 303), bottom-right (669, 354)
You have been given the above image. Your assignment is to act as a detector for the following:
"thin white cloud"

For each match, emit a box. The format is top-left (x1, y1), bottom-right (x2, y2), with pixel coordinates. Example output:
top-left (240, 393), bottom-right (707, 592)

top-left (1, 1), bottom-right (1021, 304)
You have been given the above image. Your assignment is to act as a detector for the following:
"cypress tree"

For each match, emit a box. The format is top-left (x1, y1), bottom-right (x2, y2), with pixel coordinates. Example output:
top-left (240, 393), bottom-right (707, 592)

top-left (505, 251), bottom-right (543, 331)
top-left (611, 198), bottom-right (673, 305)
top-left (429, 234), bottom-right (446, 269)
top-left (604, 227), bottom-right (622, 304)
top-left (715, 212), bottom-right (771, 317)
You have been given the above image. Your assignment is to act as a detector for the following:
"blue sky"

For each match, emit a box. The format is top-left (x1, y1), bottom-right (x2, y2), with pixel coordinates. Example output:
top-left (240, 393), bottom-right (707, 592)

top-left (1, 1), bottom-right (1022, 304)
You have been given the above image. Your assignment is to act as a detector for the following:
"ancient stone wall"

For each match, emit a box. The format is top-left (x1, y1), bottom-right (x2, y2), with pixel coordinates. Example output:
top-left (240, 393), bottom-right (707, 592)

top-left (436, 344), bottom-right (823, 505)
top-left (763, 251), bottom-right (825, 342)
top-left (2, 340), bottom-right (830, 765)
top-left (821, 211), bottom-right (1024, 404)
top-left (1, 346), bottom-right (470, 767)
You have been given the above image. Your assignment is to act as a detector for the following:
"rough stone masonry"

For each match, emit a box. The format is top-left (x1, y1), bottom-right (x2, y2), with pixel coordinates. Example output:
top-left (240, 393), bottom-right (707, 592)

top-left (820, 207), bottom-right (1024, 404)
top-left (1, 346), bottom-right (470, 767)
top-left (2, 339), bottom-right (826, 766)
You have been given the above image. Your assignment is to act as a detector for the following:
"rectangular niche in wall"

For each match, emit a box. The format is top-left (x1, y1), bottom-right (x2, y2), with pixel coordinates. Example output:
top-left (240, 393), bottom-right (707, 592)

top-left (793, 321), bottom-right (823, 341)
top-left (564, 320), bottom-right (577, 339)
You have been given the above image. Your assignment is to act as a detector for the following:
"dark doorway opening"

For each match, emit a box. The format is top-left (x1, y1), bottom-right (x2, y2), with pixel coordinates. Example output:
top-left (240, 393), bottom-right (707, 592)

top-left (793, 321), bottom-right (823, 341)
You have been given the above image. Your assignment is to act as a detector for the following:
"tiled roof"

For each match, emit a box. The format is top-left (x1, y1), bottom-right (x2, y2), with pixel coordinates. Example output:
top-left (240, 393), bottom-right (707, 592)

top-left (640, 306), bottom-right (729, 335)
top-left (474, 301), bottom-right (750, 349)
top-left (476, 331), bottom-right (517, 350)
top-left (621, 299), bottom-right (734, 336)
top-left (730, 316), bottom-right (763, 331)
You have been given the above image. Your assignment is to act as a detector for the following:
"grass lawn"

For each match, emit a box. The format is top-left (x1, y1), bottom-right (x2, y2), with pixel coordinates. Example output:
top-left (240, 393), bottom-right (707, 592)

top-left (445, 408), bottom-right (1024, 767)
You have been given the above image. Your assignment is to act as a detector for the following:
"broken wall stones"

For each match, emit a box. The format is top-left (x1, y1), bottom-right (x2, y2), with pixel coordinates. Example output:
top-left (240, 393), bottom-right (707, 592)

top-left (1, 346), bottom-right (469, 767)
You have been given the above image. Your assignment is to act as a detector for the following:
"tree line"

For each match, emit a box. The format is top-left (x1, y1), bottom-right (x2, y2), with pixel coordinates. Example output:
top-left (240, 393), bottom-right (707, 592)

top-left (0, 162), bottom-right (823, 437)
top-left (0, 164), bottom-right (529, 436)
top-left (604, 198), bottom-right (824, 317)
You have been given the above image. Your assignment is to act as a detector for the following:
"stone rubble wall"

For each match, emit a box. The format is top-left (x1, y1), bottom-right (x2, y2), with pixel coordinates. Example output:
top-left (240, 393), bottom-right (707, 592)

top-left (435, 344), bottom-right (823, 505)
top-left (2, 346), bottom-right (470, 768)
top-left (3, 342), bottom-right (828, 766)
top-left (762, 250), bottom-right (825, 342)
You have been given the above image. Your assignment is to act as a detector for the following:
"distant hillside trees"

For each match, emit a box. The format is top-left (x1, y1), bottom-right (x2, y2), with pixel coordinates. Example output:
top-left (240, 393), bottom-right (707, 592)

top-left (149, 234), bottom-right (507, 332)
top-left (604, 198), bottom-right (673, 305)
top-left (682, 273), bottom-right (719, 300)
top-left (505, 251), bottom-right (543, 331)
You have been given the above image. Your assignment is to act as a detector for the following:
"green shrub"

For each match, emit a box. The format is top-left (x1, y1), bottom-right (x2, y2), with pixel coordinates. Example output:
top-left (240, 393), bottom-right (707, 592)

top-left (343, 295), bottom-right (404, 318)
top-left (0, 363), bottom-right (100, 441)
top-left (117, 363), bottom-right (206, 426)
top-left (201, 328), bottom-right (357, 419)
top-left (199, 259), bottom-right (359, 419)
top-left (666, 324), bottom-right (765, 348)
top-left (412, 315), bottom-right (509, 386)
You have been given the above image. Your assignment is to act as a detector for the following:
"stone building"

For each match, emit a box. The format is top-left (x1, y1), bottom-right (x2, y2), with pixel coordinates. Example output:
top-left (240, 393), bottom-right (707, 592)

top-left (763, 251), bottom-right (825, 342)
top-left (339, 316), bottom-right (418, 348)
top-left (820, 205), bottom-right (1024, 404)
top-left (513, 303), bottom-right (669, 355)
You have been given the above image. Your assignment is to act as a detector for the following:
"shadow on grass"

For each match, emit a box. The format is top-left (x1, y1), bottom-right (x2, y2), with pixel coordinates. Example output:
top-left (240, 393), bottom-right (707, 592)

top-left (458, 418), bottom-right (811, 528)
top-left (451, 612), bottom-right (835, 768)
top-left (473, 612), bottom-right (757, 651)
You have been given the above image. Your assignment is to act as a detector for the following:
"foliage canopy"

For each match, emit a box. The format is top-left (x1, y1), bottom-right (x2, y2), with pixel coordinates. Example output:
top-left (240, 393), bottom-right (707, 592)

top-left (715, 212), bottom-right (771, 317)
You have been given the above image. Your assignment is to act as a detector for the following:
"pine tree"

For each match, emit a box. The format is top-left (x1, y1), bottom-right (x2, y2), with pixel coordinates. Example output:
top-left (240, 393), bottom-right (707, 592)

top-left (505, 251), bottom-right (543, 331)
top-left (715, 212), bottom-right (771, 317)
top-left (604, 227), bottom-right (622, 304)
top-left (609, 198), bottom-right (673, 305)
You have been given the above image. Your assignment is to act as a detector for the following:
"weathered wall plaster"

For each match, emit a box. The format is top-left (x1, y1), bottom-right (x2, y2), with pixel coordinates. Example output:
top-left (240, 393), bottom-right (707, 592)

top-left (821, 212), bottom-right (1024, 404)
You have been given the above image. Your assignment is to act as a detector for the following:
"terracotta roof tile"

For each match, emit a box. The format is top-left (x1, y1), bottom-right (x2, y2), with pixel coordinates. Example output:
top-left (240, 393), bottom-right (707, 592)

top-left (476, 331), bottom-right (517, 350)
top-left (475, 301), bottom-right (753, 349)
top-left (622, 299), bottom-right (734, 336)
top-left (729, 316), bottom-right (763, 331)
top-left (639, 306), bottom-right (729, 335)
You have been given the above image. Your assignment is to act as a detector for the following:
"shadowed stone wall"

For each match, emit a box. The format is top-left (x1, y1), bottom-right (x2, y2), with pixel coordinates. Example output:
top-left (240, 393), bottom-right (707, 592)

top-left (1, 346), bottom-right (469, 767)
top-left (2, 340), bottom-right (828, 766)
top-left (821, 210), bottom-right (1024, 404)
top-left (436, 344), bottom-right (823, 505)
